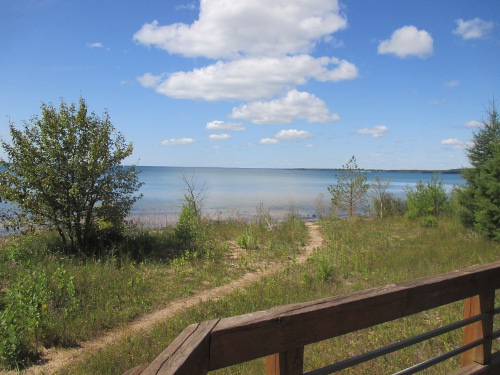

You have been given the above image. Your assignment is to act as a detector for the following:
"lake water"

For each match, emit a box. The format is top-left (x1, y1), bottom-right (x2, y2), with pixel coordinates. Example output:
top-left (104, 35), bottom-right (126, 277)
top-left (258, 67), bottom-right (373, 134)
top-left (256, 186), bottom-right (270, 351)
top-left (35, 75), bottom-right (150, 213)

top-left (130, 166), bottom-right (465, 223)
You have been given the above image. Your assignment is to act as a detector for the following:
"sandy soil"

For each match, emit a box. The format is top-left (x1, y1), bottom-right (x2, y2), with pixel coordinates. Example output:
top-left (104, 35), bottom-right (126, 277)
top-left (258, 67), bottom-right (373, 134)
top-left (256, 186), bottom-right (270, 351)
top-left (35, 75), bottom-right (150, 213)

top-left (7, 222), bottom-right (323, 375)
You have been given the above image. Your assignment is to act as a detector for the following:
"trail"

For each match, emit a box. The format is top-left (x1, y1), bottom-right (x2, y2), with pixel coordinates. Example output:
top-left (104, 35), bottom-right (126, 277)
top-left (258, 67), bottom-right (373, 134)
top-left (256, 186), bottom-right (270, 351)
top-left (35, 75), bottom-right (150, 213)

top-left (11, 222), bottom-right (323, 375)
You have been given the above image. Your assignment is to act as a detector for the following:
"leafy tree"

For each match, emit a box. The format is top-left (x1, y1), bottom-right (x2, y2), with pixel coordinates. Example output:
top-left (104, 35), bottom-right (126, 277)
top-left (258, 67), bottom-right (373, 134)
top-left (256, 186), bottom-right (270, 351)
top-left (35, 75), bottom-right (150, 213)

top-left (459, 100), bottom-right (500, 239)
top-left (0, 98), bottom-right (143, 253)
top-left (405, 175), bottom-right (449, 219)
top-left (328, 156), bottom-right (369, 217)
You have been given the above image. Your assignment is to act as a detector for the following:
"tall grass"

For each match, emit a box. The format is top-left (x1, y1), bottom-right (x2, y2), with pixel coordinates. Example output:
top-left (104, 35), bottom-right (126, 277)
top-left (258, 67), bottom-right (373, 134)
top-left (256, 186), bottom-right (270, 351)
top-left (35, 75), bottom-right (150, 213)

top-left (62, 216), bottom-right (500, 375)
top-left (0, 212), bottom-right (307, 370)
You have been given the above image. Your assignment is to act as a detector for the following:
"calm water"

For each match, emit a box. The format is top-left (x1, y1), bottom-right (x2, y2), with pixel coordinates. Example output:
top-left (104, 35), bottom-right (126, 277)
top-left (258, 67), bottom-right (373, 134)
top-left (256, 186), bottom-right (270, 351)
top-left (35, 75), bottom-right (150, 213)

top-left (130, 166), bottom-right (465, 222)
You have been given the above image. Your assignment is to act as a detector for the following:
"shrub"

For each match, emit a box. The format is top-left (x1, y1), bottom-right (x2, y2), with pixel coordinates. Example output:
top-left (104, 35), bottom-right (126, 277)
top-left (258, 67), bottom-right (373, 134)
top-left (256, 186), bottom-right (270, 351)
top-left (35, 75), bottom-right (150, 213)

top-left (405, 175), bottom-right (449, 220)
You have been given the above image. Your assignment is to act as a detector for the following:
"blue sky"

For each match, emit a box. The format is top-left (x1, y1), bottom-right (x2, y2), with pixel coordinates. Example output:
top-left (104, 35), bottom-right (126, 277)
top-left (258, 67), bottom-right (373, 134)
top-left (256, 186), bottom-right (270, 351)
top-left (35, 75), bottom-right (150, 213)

top-left (1, 0), bottom-right (499, 170)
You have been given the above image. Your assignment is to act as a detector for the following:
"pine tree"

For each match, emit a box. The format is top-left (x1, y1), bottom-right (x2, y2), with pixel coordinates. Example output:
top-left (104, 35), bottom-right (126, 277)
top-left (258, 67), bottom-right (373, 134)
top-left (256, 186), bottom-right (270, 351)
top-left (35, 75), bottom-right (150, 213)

top-left (328, 156), bottom-right (369, 217)
top-left (459, 99), bottom-right (500, 240)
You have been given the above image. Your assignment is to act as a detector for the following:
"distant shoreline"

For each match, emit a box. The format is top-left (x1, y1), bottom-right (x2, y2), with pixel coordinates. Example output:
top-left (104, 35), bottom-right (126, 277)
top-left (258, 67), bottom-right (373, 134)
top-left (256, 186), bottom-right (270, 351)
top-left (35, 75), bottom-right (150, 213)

top-left (133, 165), bottom-right (464, 174)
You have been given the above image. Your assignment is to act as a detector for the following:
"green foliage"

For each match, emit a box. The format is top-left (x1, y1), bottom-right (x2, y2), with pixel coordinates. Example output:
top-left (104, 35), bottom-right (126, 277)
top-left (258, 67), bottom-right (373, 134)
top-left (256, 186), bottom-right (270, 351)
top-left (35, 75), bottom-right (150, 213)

top-left (236, 230), bottom-right (256, 250)
top-left (175, 204), bottom-right (202, 249)
top-left (328, 156), bottom-right (369, 217)
top-left (421, 215), bottom-right (438, 228)
top-left (405, 175), bottom-right (449, 220)
top-left (369, 175), bottom-right (408, 218)
top-left (0, 97), bottom-right (143, 254)
top-left (0, 263), bottom-right (77, 368)
top-left (459, 100), bottom-right (500, 240)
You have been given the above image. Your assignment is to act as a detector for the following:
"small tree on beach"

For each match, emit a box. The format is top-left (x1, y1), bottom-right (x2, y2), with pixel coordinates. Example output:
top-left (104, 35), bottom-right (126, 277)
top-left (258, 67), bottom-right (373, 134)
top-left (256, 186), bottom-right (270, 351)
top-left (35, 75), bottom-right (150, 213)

top-left (328, 156), bottom-right (369, 217)
top-left (405, 175), bottom-right (449, 220)
top-left (0, 97), bottom-right (143, 253)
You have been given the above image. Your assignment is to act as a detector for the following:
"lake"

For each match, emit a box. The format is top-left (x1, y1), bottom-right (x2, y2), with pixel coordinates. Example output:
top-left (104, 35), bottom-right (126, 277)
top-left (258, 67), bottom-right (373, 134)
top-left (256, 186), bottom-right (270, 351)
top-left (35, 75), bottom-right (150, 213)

top-left (130, 166), bottom-right (465, 223)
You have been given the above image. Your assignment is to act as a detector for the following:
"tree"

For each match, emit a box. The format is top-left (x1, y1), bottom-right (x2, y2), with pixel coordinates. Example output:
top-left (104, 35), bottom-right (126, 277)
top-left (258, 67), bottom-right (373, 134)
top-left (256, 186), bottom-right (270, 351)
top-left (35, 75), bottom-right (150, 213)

top-left (328, 156), bottom-right (369, 217)
top-left (0, 98), bottom-right (143, 253)
top-left (405, 175), bottom-right (449, 219)
top-left (459, 100), bottom-right (500, 240)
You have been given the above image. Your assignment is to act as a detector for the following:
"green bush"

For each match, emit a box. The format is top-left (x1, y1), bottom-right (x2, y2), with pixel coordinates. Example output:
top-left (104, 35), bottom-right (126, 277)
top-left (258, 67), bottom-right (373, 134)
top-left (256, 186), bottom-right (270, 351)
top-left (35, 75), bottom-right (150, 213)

top-left (0, 258), bottom-right (77, 368)
top-left (421, 215), bottom-right (438, 228)
top-left (370, 193), bottom-right (407, 218)
top-left (175, 204), bottom-right (202, 249)
top-left (405, 176), bottom-right (449, 220)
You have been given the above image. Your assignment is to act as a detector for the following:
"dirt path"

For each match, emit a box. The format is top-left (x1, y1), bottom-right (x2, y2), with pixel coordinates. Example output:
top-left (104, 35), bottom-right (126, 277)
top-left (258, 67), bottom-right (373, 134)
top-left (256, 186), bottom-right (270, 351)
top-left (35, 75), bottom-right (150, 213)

top-left (11, 222), bottom-right (323, 375)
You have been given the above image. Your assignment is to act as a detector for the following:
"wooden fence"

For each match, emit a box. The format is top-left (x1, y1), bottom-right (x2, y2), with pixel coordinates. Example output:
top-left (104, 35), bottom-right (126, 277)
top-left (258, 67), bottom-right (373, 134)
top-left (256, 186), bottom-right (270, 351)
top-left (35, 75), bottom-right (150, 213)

top-left (124, 261), bottom-right (500, 375)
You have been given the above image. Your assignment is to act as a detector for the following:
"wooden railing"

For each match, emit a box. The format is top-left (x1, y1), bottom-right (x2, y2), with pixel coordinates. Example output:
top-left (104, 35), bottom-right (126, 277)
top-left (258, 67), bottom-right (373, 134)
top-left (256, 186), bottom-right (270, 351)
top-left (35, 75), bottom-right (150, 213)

top-left (124, 261), bottom-right (500, 375)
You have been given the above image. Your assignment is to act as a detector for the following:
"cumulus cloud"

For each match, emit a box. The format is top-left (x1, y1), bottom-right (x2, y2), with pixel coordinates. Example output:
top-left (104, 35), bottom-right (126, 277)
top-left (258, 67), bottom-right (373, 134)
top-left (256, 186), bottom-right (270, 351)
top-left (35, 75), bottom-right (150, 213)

top-left (209, 134), bottom-right (231, 140)
top-left (133, 0), bottom-right (347, 59)
top-left (465, 120), bottom-right (482, 128)
top-left (87, 42), bottom-right (104, 48)
top-left (441, 138), bottom-right (467, 149)
top-left (160, 138), bottom-right (195, 145)
top-left (138, 73), bottom-right (163, 88)
top-left (453, 18), bottom-right (494, 40)
top-left (260, 138), bottom-right (280, 145)
top-left (134, 0), bottom-right (359, 104)
top-left (206, 120), bottom-right (245, 131)
top-left (275, 129), bottom-right (312, 140)
top-left (146, 55), bottom-right (358, 101)
top-left (357, 125), bottom-right (389, 138)
top-left (231, 90), bottom-right (340, 124)
top-left (378, 25), bottom-right (433, 59)
top-left (445, 80), bottom-right (460, 88)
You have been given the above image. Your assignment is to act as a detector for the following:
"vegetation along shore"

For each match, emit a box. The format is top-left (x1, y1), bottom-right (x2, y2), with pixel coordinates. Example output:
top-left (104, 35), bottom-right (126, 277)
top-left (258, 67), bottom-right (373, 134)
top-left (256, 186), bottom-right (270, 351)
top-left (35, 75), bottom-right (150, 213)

top-left (0, 98), bottom-right (499, 373)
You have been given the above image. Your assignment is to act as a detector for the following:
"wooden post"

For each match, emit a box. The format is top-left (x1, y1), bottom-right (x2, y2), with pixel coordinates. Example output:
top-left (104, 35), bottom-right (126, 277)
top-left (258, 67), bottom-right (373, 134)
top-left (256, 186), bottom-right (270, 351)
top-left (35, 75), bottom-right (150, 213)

top-left (461, 291), bottom-right (495, 367)
top-left (265, 348), bottom-right (304, 375)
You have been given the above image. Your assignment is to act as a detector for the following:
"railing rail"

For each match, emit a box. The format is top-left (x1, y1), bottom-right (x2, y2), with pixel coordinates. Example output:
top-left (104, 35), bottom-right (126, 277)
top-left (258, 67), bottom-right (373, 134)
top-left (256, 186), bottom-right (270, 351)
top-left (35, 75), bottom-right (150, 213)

top-left (124, 261), bottom-right (500, 375)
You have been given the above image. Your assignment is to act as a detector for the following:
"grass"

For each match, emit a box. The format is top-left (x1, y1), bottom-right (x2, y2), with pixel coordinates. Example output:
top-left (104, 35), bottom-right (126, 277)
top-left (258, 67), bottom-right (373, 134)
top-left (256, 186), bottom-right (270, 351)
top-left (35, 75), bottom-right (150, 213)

top-left (59, 215), bottom-right (500, 375)
top-left (0, 212), bottom-right (308, 370)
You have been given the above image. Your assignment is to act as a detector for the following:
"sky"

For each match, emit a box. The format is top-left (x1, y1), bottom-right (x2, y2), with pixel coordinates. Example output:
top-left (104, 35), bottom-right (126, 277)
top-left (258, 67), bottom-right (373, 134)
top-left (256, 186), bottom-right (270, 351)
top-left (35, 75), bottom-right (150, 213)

top-left (1, 0), bottom-right (499, 170)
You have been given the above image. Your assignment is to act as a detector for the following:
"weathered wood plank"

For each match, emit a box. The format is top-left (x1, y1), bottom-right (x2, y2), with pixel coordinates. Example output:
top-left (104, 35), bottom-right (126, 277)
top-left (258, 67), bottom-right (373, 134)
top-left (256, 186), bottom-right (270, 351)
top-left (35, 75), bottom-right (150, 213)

top-left (122, 363), bottom-right (149, 375)
top-left (454, 351), bottom-right (500, 375)
top-left (461, 291), bottom-right (495, 366)
top-left (265, 347), bottom-right (304, 375)
top-left (140, 319), bottom-right (219, 375)
top-left (209, 261), bottom-right (500, 370)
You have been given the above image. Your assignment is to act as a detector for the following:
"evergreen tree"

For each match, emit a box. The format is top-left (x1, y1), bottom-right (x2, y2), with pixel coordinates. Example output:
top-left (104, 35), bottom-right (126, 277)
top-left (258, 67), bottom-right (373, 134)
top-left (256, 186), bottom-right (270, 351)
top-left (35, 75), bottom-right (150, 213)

top-left (328, 156), bottom-right (369, 217)
top-left (459, 100), bottom-right (500, 240)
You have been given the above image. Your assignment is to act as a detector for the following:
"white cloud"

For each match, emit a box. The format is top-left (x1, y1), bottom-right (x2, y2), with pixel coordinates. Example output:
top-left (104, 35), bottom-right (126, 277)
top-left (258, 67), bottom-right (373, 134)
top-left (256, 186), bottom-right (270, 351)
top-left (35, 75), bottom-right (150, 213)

top-left (465, 120), bottom-right (482, 128)
top-left (275, 129), bottom-right (312, 140)
top-left (441, 138), bottom-right (467, 150)
top-left (175, 2), bottom-right (196, 11)
top-left (138, 73), bottom-right (163, 88)
top-left (378, 25), bottom-right (433, 59)
top-left (209, 134), bottom-right (231, 140)
top-left (149, 55), bottom-right (358, 101)
top-left (357, 125), bottom-right (389, 138)
top-left (445, 80), bottom-right (460, 88)
top-left (260, 138), bottom-right (280, 145)
top-left (160, 138), bottom-right (195, 145)
top-left (231, 90), bottom-right (340, 124)
top-left (133, 0), bottom-right (347, 59)
top-left (88, 42), bottom-right (104, 48)
top-left (206, 120), bottom-right (245, 131)
top-left (453, 18), bottom-right (494, 40)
